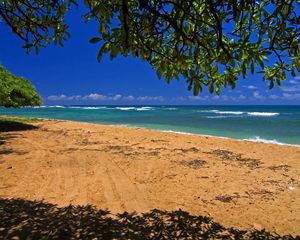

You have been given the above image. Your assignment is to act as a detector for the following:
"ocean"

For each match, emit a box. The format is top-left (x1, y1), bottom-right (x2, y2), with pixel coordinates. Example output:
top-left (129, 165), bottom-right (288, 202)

top-left (1, 105), bottom-right (300, 146)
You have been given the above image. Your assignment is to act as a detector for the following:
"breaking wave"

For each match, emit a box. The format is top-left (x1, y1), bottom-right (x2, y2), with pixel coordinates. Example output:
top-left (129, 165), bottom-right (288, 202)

top-left (199, 110), bottom-right (279, 117)
top-left (115, 106), bottom-right (155, 111)
top-left (247, 112), bottom-right (279, 116)
top-left (198, 110), bottom-right (244, 115)
top-left (115, 107), bottom-right (136, 111)
top-left (243, 136), bottom-right (285, 145)
top-left (136, 107), bottom-right (155, 111)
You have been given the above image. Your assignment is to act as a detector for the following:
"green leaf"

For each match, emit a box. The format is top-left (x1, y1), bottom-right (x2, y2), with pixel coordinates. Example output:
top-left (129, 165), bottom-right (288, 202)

top-left (229, 58), bottom-right (235, 67)
top-left (212, 65), bottom-right (218, 74)
top-left (89, 37), bottom-right (101, 44)
top-left (97, 42), bottom-right (109, 62)
top-left (110, 45), bottom-right (119, 60)
top-left (209, 83), bottom-right (214, 93)
top-left (295, 60), bottom-right (300, 72)
top-left (22, 43), bottom-right (34, 49)
top-left (251, 61), bottom-right (254, 74)
top-left (156, 67), bottom-right (163, 79)
top-left (258, 59), bottom-right (265, 69)
top-left (193, 84), bottom-right (199, 95)
top-left (91, 4), bottom-right (102, 16)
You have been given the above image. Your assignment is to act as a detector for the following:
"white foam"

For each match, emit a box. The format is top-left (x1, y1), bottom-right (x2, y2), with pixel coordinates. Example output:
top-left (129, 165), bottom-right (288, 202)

top-left (206, 116), bottom-right (233, 119)
top-left (247, 112), bottom-right (279, 116)
top-left (197, 109), bottom-right (218, 113)
top-left (81, 107), bottom-right (107, 110)
top-left (115, 107), bottom-right (136, 111)
top-left (114, 106), bottom-right (155, 111)
top-left (161, 130), bottom-right (194, 135)
top-left (161, 132), bottom-right (299, 147)
top-left (199, 110), bottom-right (279, 117)
top-left (215, 111), bottom-right (244, 115)
top-left (198, 110), bottom-right (244, 115)
top-left (136, 107), bottom-right (155, 111)
top-left (47, 105), bottom-right (65, 108)
top-left (32, 106), bottom-right (46, 108)
top-left (243, 136), bottom-right (285, 145)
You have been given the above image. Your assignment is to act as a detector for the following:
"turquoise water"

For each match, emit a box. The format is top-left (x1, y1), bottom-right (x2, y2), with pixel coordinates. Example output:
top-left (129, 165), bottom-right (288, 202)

top-left (1, 105), bottom-right (300, 146)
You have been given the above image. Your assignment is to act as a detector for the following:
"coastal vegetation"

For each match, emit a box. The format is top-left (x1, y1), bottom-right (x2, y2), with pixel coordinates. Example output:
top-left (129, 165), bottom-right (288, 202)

top-left (0, 65), bottom-right (42, 107)
top-left (0, 0), bottom-right (299, 95)
top-left (0, 116), bottom-right (40, 124)
top-left (0, 116), bottom-right (40, 132)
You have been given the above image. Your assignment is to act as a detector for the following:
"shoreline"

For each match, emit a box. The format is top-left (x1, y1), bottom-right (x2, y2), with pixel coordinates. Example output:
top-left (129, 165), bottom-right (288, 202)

top-left (2, 115), bottom-right (299, 147)
top-left (0, 117), bottom-right (300, 235)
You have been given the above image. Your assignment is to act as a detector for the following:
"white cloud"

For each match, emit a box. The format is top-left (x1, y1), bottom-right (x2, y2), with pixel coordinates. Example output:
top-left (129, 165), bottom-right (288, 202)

top-left (280, 79), bottom-right (300, 92)
top-left (47, 94), bottom-right (82, 101)
top-left (188, 94), bottom-right (246, 102)
top-left (253, 91), bottom-right (265, 100)
top-left (221, 95), bottom-right (242, 101)
top-left (269, 94), bottom-right (279, 100)
top-left (47, 94), bottom-right (67, 101)
top-left (282, 93), bottom-right (300, 100)
top-left (112, 94), bottom-right (122, 101)
top-left (289, 80), bottom-right (298, 84)
top-left (47, 93), bottom-right (164, 102)
top-left (171, 96), bottom-right (186, 102)
top-left (282, 84), bottom-right (300, 92)
top-left (46, 91), bottom-right (300, 103)
top-left (83, 93), bottom-right (108, 101)
top-left (123, 95), bottom-right (135, 101)
top-left (238, 94), bottom-right (246, 100)
top-left (243, 85), bottom-right (258, 90)
top-left (267, 93), bottom-right (300, 101)
top-left (136, 96), bottom-right (164, 101)
top-left (188, 96), bottom-right (208, 101)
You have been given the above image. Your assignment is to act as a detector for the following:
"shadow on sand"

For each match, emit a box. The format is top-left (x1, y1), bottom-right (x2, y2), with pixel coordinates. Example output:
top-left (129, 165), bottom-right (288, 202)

top-left (0, 120), bottom-right (38, 133)
top-left (0, 120), bottom-right (38, 155)
top-left (0, 198), bottom-right (297, 239)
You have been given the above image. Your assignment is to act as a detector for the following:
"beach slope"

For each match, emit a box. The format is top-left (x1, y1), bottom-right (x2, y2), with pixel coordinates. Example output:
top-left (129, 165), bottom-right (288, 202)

top-left (0, 119), bottom-right (299, 236)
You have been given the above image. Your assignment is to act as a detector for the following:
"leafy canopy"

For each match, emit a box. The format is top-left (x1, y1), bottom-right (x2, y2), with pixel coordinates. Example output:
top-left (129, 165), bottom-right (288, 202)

top-left (0, 65), bottom-right (42, 107)
top-left (1, 0), bottom-right (299, 95)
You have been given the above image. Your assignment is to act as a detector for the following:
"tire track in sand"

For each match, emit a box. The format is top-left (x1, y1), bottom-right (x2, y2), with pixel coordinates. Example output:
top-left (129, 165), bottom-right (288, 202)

top-left (8, 131), bottom-right (149, 212)
top-left (24, 134), bottom-right (76, 204)
top-left (99, 154), bottom-right (149, 213)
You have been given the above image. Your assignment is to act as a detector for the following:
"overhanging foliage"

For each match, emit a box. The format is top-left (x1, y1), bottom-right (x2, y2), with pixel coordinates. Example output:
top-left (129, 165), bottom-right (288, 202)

top-left (0, 1), bottom-right (299, 95)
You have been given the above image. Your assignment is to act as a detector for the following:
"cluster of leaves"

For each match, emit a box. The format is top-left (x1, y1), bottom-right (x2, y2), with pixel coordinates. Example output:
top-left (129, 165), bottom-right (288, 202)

top-left (0, 0), bottom-right (76, 53)
top-left (86, 0), bottom-right (300, 95)
top-left (0, 65), bottom-right (42, 107)
top-left (1, 1), bottom-right (299, 95)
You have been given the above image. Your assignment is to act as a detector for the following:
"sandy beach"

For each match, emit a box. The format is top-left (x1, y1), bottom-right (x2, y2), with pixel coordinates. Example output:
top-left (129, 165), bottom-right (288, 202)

top-left (0, 119), bottom-right (300, 237)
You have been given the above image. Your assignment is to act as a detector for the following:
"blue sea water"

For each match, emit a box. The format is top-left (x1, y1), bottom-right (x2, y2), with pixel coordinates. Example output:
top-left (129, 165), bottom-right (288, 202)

top-left (1, 105), bottom-right (300, 146)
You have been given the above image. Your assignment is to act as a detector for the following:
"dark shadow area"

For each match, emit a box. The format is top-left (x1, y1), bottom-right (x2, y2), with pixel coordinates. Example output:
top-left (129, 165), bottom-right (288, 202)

top-left (0, 121), bottom-right (38, 132)
top-left (0, 198), bottom-right (297, 239)
top-left (0, 120), bottom-right (37, 155)
top-left (0, 149), bottom-right (14, 155)
top-left (0, 134), bottom-right (20, 156)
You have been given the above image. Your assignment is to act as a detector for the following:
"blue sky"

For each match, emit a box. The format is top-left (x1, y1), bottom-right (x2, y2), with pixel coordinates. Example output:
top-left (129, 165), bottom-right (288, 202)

top-left (0, 6), bottom-right (299, 105)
